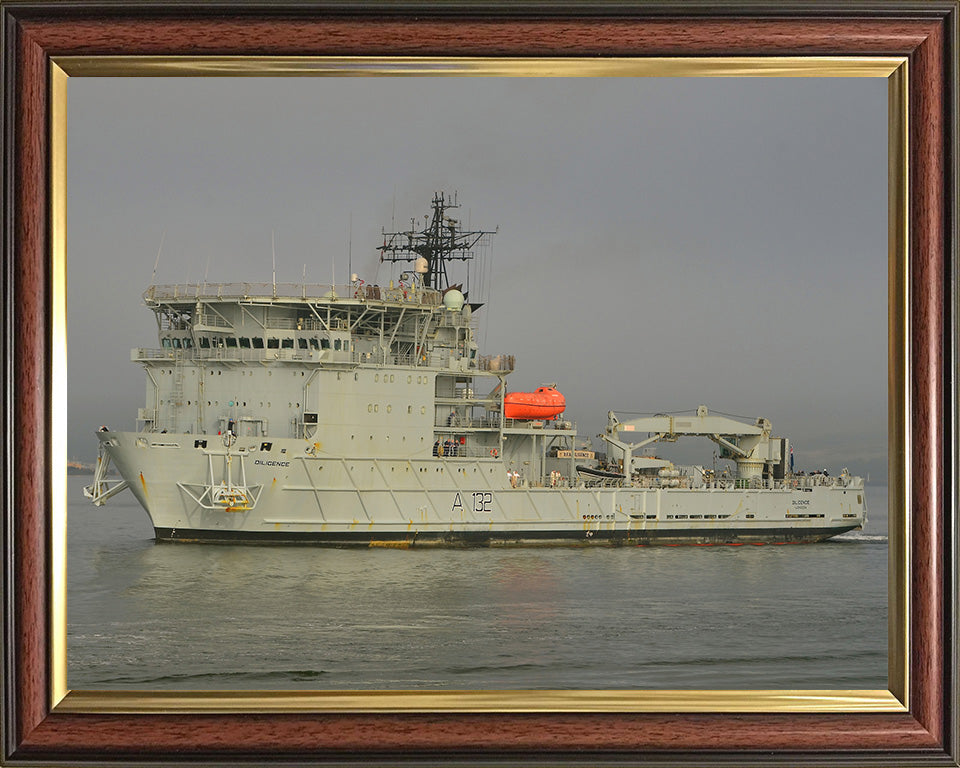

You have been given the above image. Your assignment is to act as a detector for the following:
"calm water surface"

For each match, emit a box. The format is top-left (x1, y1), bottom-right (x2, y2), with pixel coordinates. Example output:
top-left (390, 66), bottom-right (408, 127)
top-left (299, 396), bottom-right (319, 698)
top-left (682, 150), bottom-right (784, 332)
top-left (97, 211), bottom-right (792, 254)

top-left (68, 477), bottom-right (888, 690)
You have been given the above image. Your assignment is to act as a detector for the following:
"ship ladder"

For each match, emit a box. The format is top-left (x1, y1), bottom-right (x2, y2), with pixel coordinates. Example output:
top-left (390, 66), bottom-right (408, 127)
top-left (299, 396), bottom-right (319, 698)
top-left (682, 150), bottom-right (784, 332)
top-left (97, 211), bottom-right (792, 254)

top-left (82, 443), bottom-right (129, 506)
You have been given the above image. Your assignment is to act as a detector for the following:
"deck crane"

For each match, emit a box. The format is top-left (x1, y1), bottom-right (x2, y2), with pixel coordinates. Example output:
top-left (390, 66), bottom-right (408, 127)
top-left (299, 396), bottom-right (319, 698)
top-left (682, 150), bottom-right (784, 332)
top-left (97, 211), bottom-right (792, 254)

top-left (601, 405), bottom-right (786, 483)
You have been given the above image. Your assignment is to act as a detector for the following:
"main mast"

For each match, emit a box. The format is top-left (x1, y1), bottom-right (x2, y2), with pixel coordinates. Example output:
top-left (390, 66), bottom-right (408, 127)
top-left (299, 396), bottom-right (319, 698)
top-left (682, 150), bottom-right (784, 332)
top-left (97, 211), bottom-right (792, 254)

top-left (378, 192), bottom-right (496, 290)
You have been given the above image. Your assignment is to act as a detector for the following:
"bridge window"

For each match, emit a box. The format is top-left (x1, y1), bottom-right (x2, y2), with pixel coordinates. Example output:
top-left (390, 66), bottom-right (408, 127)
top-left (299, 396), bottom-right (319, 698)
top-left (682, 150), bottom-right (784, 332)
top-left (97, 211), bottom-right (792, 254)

top-left (309, 338), bottom-right (319, 350)
top-left (334, 339), bottom-right (342, 351)
top-left (281, 338), bottom-right (294, 349)
top-left (298, 338), bottom-right (308, 349)
top-left (239, 337), bottom-right (251, 349)
top-left (199, 337), bottom-right (210, 349)
top-left (171, 338), bottom-right (181, 348)
top-left (225, 337), bottom-right (238, 348)
top-left (252, 337), bottom-right (264, 349)
top-left (183, 338), bottom-right (193, 348)
top-left (161, 338), bottom-right (172, 349)
top-left (267, 338), bottom-right (279, 349)
top-left (320, 338), bottom-right (330, 350)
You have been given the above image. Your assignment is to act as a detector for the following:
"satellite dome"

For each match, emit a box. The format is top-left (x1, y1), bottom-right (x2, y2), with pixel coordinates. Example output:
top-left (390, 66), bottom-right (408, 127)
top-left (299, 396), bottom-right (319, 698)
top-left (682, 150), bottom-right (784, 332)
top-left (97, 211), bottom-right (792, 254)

top-left (414, 257), bottom-right (429, 274)
top-left (442, 289), bottom-right (465, 312)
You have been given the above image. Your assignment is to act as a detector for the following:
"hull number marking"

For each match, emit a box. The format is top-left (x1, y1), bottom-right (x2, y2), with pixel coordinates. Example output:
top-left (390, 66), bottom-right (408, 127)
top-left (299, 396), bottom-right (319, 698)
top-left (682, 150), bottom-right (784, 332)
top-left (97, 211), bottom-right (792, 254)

top-left (454, 491), bottom-right (492, 514)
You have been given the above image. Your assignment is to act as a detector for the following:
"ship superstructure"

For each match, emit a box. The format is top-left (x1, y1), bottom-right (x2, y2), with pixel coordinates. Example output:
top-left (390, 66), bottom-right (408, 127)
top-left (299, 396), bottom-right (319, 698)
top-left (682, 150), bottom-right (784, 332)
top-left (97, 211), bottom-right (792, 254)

top-left (85, 194), bottom-right (867, 545)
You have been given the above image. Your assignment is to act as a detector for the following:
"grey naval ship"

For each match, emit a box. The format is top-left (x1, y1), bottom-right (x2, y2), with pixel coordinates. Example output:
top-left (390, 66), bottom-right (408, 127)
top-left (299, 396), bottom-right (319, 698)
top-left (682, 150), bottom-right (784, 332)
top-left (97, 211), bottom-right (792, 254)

top-left (85, 194), bottom-right (867, 546)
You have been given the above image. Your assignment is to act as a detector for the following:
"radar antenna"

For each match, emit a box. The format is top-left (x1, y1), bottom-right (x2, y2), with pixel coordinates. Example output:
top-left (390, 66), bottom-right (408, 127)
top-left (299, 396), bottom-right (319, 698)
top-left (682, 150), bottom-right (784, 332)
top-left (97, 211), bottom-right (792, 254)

top-left (378, 192), bottom-right (496, 290)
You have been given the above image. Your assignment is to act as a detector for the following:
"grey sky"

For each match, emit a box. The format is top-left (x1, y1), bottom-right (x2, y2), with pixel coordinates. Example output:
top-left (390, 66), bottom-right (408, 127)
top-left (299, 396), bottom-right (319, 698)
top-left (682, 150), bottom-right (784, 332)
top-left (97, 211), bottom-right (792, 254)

top-left (67, 75), bottom-right (888, 481)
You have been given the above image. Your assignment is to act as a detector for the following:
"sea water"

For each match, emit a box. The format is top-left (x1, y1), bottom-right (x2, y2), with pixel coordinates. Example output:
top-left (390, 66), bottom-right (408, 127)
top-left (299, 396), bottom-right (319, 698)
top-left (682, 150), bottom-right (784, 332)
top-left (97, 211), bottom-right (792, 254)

top-left (67, 477), bottom-right (888, 690)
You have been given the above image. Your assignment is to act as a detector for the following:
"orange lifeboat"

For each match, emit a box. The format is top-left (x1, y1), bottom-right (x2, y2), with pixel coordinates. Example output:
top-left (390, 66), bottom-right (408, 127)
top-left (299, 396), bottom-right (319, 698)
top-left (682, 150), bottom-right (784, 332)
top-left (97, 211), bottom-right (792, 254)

top-left (503, 386), bottom-right (566, 420)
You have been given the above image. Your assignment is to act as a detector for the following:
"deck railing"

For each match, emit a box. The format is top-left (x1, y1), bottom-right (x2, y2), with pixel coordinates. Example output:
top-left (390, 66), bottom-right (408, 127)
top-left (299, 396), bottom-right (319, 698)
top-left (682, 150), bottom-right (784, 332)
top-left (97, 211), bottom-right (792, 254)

top-left (145, 282), bottom-right (442, 306)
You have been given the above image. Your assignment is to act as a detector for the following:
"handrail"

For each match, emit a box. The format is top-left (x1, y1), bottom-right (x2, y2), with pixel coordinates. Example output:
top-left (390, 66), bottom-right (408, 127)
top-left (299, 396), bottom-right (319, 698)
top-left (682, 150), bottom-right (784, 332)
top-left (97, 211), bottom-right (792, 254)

top-left (145, 282), bottom-right (443, 306)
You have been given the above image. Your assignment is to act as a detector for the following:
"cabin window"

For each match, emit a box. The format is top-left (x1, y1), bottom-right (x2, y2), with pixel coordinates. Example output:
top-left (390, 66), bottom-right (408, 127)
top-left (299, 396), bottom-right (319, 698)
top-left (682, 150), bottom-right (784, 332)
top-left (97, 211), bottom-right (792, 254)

top-left (320, 338), bottom-right (330, 350)
top-left (334, 339), bottom-right (342, 351)
top-left (183, 338), bottom-right (193, 348)
top-left (281, 338), bottom-right (294, 349)
top-left (343, 340), bottom-right (350, 352)
top-left (267, 338), bottom-right (280, 349)
top-left (252, 337), bottom-right (264, 349)
top-left (309, 338), bottom-right (319, 350)
top-left (239, 337), bottom-right (251, 349)
top-left (225, 337), bottom-right (238, 348)
top-left (298, 338), bottom-right (308, 349)
top-left (171, 338), bottom-right (181, 348)
top-left (199, 337), bottom-right (210, 349)
top-left (162, 338), bottom-right (172, 349)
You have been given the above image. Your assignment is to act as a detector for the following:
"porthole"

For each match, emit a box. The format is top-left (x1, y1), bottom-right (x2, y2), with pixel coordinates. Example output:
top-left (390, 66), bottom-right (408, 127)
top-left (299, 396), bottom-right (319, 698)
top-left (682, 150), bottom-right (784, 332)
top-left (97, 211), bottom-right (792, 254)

top-left (375, 374), bottom-right (380, 382)
top-left (386, 405), bottom-right (392, 413)
top-left (374, 404), bottom-right (379, 412)
top-left (420, 406), bottom-right (426, 414)
top-left (407, 376), bottom-right (412, 384)
top-left (408, 406), bottom-right (412, 414)
top-left (368, 404), bottom-right (373, 413)
top-left (207, 401), bottom-right (211, 406)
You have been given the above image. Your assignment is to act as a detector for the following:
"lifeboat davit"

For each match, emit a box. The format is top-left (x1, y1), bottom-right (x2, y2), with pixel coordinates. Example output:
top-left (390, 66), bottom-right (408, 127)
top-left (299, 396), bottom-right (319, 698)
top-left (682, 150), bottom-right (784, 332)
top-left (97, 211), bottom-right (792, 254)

top-left (503, 386), bottom-right (566, 420)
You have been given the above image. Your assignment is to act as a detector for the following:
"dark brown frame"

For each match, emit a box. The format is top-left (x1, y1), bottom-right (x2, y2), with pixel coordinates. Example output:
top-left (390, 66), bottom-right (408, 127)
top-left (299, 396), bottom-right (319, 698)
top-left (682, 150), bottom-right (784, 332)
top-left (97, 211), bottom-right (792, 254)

top-left (2, 3), bottom-right (957, 765)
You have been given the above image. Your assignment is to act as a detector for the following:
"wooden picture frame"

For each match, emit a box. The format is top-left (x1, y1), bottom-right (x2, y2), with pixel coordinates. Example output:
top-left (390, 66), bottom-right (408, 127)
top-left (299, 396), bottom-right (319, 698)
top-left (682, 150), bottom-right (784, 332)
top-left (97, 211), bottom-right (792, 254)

top-left (2, 3), bottom-right (956, 765)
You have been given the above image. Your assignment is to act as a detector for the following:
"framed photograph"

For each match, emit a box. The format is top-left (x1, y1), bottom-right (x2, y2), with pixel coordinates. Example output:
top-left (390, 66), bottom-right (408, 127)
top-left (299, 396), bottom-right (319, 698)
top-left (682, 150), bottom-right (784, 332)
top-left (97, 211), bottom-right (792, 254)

top-left (2, 3), bottom-right (956, 765)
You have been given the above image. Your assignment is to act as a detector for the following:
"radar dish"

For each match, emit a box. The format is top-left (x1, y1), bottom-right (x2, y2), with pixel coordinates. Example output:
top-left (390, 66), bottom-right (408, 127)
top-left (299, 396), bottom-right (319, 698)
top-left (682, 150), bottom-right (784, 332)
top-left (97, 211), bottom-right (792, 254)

top-left (442, 289), bottom-right (465, 311)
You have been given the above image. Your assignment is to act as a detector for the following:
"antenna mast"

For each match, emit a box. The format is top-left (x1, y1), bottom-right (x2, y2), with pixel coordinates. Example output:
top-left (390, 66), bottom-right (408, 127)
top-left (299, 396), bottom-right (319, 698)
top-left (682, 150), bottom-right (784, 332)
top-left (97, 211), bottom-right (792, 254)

top-left (271, 230), bottom-right (277, 298)
top-left (150, 231), bottom-right (165, 285)
top-left (378, 192), bottom-right (496, 290)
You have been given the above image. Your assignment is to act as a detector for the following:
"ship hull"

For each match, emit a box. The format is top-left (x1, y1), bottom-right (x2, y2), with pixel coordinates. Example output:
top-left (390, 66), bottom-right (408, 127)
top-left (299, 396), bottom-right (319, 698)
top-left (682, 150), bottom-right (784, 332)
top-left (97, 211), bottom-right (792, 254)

top-left (153, 525), bottom-right (861, 546)
top-left (97, 431), bottom-right (867, 547)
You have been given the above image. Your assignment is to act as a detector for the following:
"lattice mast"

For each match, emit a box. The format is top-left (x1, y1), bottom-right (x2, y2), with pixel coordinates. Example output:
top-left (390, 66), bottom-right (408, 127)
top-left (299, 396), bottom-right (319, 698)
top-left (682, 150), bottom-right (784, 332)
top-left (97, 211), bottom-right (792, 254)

top-left (378, 192), bottom-right (496, 290)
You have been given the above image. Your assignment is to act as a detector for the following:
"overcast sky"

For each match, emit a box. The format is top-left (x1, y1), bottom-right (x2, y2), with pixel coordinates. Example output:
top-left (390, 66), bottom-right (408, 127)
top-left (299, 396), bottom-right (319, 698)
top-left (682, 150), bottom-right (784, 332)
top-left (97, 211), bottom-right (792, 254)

top-left (67, 75), bottom-right (888, 481)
